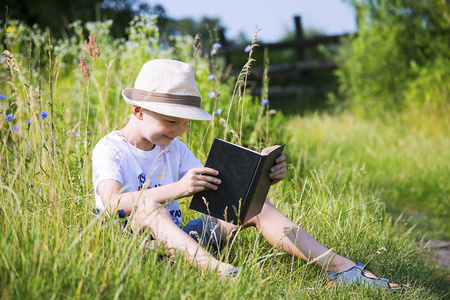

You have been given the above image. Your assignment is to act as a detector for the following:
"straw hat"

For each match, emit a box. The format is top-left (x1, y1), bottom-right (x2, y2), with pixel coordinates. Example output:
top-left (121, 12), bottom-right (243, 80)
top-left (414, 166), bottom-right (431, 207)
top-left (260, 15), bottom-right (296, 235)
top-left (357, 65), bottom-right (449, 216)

top-left (122, 59), bottom-right (212, 121)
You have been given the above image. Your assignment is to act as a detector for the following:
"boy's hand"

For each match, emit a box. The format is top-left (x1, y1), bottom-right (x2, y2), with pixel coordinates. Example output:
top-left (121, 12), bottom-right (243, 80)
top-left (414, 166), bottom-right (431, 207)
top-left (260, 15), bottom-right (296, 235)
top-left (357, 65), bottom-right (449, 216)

top-left (269, 155), bottom-right (287, 185)
top-left (178, 167), bottom-right (221, 197)
top-left (262, 146), bottom-right (286, 185)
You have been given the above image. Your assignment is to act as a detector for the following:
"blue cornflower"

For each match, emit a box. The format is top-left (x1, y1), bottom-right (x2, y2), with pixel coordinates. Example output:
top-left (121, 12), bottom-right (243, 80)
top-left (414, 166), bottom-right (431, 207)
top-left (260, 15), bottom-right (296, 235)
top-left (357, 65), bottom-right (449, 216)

top-left (212, 43), bottom-right (222, 49)
top-left (207, 91), bottom-right (216, 99)
top-left (245, 45), bottom-right (251, 52)
top-left (262, 99), bottom-right (270, 105)
top-left (214, 108), bottom-right (222, 116)
top-left (4, 113), bottom-right (13, 121)
top-left (39, 111), bottom-right (48, 120)
top-left (25, 120), bottom-right (33, 125)
top-left (208, 74), bottom-right (215, 81)
top-left (11, 125), bottom-right (19, 132)
top-left (0, 94), bottom-right (5, 100)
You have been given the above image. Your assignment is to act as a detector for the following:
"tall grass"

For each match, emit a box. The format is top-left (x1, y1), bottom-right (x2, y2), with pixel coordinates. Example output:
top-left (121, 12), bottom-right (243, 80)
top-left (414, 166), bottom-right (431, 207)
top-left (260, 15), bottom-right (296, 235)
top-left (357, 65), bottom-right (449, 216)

top-left (1, 17), bottom-right (449, 299)
top-left (284, 108), bottom-right (450, 240)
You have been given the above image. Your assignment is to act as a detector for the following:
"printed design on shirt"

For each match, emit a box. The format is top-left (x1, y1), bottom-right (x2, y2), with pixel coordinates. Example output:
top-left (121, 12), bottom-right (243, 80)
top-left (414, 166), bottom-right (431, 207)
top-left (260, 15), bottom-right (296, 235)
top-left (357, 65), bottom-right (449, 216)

top-left (137, 172), bottom-right (161, 191)
top-left (136, 172), bottom-right (182, 225)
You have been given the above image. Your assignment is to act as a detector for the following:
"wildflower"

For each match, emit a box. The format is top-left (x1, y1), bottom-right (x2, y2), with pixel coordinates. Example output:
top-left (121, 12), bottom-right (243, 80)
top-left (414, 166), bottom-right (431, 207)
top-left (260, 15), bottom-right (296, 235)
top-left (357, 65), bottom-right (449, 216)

top-left (4, 113), bottom-right (13, 121)
top-left (262, 99), bottom-right (270, 105)
top-left (208, 74), bottom-right (215, 81)
top-left (39, 111), bottom-right (48, 120)
top-left (210, 49), bottom-right (217, 55)
top-left (214, 108), bottom-right (222, 116)
top-left (25, 120), bottom-right (33, 125)
top-left (212, 43), bottom-right (222, 49)
top-left (11, 125), bottom-right (19, 132)
top-left (245, 45), bottom-right (251, 52)
top-left (208, 91), bottom-right (216, 99)
top-left (0, 94), bottom-right (5, 100)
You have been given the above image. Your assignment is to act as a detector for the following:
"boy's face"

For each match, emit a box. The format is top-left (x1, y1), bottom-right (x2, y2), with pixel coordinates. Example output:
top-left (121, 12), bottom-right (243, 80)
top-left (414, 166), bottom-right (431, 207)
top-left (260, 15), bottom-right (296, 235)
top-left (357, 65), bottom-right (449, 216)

top-left (138, 108), bottom-right (191, 149)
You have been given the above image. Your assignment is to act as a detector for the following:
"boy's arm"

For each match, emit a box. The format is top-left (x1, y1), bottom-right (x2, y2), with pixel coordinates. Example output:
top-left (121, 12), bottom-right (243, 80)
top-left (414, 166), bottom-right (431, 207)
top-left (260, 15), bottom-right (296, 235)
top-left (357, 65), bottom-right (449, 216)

top-left (98, 167), bottom-right (221, 216)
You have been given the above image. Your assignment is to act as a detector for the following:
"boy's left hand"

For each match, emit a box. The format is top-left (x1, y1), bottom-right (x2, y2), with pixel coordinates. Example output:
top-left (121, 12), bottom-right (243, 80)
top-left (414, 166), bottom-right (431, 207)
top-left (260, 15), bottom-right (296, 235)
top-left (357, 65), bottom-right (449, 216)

top-left (269, 155), bottom-right (287, 185)
top-left (262, 146), bottom-right (287, 185)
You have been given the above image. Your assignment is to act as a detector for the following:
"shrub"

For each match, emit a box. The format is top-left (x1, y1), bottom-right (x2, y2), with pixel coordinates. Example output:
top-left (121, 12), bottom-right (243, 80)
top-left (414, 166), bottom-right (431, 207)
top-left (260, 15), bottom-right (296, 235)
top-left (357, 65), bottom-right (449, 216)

top-left (336, 0), bottom-right (450, 115)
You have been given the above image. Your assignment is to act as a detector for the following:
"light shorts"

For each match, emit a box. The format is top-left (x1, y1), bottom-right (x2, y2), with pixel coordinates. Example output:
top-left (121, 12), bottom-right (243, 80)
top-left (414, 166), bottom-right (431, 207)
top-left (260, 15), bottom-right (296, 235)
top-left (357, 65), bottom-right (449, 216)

top-left (180, 215), bottom-right (226, 251)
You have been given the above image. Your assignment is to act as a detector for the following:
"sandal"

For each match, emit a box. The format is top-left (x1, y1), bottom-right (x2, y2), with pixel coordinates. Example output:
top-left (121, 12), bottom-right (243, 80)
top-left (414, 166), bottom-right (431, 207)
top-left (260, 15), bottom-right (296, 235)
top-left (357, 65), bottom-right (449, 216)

top-left (220, 266), bottom-right (241, 279)
top-left (326, 262), bottom-right (401, 291)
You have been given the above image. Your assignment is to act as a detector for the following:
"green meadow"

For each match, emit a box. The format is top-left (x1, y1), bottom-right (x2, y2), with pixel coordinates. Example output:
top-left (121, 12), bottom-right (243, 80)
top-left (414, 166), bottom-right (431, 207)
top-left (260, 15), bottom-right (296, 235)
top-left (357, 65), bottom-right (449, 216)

top-left (1, 15), bottom-right (449, 299)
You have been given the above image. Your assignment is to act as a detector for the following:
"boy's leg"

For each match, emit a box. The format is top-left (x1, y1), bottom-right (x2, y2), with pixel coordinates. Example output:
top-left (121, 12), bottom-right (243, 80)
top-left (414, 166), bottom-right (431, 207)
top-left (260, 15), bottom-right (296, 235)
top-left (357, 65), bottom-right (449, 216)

top-left (215, 200), bottom-right (352, 271)
top-left (131, 197), bottom-right (234, 274)
top-left (241, 200), bottom-right (355, 272)
top-left (236, 199), bottom-right (398, 288)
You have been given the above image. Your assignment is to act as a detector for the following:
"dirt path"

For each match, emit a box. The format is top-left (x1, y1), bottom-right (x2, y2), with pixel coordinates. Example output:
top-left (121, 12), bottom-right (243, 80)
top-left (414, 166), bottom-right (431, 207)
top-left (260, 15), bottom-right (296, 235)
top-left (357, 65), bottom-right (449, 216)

top-left (423, 239), bottom-right (450, 280)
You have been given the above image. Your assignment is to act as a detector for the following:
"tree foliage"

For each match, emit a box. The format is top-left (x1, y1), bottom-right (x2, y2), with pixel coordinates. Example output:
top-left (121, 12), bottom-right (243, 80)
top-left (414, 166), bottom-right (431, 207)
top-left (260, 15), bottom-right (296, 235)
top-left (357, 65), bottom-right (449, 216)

top-left (336, 0), bottom-right (450, 115)
top-left (162, 16), bottom-right (226, 52)
top-left (1, 0), bottom-right (167, 38)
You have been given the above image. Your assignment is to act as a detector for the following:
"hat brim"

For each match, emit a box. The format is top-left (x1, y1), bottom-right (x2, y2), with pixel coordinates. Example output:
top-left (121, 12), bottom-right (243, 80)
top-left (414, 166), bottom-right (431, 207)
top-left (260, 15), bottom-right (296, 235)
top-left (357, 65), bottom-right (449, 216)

top-left (122, 88), bottom-right (213, 121)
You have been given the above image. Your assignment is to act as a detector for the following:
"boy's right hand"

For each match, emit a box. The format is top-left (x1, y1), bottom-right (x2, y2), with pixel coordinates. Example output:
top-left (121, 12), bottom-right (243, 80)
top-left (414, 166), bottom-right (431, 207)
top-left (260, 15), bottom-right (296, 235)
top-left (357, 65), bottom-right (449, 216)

top-left (178, 167), bottom-right (221, 197)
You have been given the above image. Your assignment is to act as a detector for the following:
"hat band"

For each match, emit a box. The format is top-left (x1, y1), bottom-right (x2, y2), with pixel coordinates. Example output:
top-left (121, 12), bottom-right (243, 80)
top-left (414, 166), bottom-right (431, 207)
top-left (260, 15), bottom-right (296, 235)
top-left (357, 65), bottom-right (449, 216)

top-left (128, 88), bottom-right (201, 108)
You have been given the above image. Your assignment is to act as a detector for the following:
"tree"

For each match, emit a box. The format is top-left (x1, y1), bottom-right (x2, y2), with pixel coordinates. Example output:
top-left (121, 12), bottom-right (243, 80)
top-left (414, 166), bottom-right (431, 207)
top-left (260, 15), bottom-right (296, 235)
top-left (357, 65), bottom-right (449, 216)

top-left (161, 16), bottom-right (225, 51)
top-left (1, 0), bottom-right (167, 38)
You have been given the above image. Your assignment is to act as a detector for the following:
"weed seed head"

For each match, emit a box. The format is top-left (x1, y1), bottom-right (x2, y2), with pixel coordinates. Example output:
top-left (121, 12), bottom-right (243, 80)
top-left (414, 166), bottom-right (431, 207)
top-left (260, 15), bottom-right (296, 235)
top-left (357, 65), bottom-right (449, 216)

top-left (193, 34), bottom-right (201, 48)
top-left (79, 55), bottom-right (90, 80)
top-left (85, 33), bottom-right (101, 60)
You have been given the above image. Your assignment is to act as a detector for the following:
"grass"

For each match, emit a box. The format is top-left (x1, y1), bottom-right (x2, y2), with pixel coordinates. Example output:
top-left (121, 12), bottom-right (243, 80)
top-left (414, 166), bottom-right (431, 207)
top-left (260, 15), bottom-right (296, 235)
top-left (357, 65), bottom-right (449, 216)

top-left (283, 108), bottom-right (450, 241)
top-left (1, 18), bottom-right (449, 299)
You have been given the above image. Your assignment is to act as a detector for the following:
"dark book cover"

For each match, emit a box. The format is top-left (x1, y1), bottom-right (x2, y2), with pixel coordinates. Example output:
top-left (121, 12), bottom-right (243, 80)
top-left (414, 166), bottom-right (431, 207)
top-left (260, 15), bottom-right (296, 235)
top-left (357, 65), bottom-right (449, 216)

top-left (189, 138), bottom-right (284, 224)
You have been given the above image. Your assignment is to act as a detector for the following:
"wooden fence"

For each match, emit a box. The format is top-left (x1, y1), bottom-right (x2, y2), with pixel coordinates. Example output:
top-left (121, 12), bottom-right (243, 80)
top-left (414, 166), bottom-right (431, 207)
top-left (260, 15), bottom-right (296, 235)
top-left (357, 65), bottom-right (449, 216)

top-left (216, 16), bottom-right (353, 97)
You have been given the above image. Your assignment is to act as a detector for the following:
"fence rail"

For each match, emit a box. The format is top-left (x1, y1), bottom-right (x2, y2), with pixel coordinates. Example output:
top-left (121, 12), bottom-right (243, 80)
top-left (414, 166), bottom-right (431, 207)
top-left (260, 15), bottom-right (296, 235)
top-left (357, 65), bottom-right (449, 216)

top-left (216, 15), bottom-right (354, 97)
top-left (218, 33), bottom-right (349, 57)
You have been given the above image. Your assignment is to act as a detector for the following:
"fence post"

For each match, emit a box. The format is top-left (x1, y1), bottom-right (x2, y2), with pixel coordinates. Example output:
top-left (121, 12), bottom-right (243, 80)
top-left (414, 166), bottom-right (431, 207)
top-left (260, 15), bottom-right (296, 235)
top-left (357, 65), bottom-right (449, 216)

top-left (294, 15), bottom-right (306, 61)
top-left (294, 15), bottom-right (308, 82)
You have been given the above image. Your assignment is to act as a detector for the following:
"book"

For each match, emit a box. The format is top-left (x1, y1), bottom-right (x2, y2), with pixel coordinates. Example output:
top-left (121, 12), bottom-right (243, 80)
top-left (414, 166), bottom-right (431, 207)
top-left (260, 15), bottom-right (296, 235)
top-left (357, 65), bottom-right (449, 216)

top-left (189, 138), bottom-right (285, 224)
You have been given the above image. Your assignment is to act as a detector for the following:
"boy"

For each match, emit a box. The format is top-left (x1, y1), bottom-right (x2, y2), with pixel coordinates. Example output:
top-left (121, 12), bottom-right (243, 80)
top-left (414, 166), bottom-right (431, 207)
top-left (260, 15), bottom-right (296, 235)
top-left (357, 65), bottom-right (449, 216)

top-left (92, 59), bottom-right (399, 289)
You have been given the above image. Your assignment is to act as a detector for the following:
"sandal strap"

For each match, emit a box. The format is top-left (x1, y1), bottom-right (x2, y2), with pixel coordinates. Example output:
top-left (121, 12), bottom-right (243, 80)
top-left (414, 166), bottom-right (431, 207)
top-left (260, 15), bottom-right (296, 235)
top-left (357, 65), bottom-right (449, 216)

top-left (220, 266), bottom-right (241, 278)
top-left (326, 262), bottom-right (391, 289)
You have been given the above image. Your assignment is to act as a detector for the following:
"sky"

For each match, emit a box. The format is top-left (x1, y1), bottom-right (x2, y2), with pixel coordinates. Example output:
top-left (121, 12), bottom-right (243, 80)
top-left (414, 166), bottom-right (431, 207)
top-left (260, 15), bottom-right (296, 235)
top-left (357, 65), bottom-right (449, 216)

top-left (150, 0), bottom-right (357, 42)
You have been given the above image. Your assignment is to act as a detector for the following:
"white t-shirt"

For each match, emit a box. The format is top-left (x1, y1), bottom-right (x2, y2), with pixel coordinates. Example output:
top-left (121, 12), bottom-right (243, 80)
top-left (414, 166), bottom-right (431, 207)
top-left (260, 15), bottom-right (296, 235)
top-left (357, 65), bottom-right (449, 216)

top-left (92, 130), bottom-right (202, 225)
